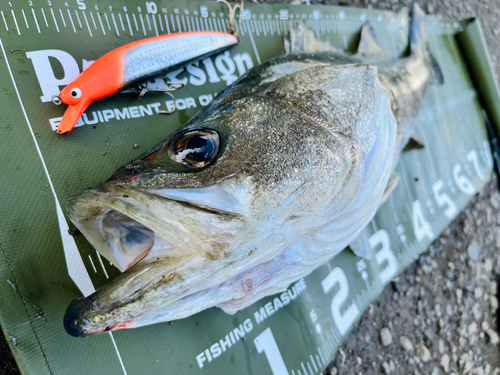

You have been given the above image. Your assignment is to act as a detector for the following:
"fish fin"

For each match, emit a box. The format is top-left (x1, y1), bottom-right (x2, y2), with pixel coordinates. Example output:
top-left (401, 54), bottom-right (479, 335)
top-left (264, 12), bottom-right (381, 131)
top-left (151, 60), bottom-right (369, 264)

top-left (381, 172), bottom-right (399, 203)
top-left (349, 234), bottom-right (372, 260)
top-left (357, 22), bottom-right (383, 55)
top-left (427, 47), bottom-right (445, 85)
top-left (403, 125), bottom-right (426, 152)
top-left (284, 23), bottom-right (340, 54)
top-left (410, 4), bottom-right (427, 55)
top-left (410, 4), bottom-right (444, 85)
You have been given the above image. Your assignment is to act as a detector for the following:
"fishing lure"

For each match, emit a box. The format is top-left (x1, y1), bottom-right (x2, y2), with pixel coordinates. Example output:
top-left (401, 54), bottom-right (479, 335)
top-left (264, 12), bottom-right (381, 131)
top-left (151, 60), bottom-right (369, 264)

top-left (53, 31), bottom-right (238, 135)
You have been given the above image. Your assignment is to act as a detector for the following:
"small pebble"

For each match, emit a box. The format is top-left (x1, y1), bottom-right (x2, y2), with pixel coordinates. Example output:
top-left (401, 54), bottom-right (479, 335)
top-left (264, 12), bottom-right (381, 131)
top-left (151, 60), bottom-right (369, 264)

top-left (473, 303), bottom-right (482, 321)
top-left (486, 329), bottom-right (500, 345)
top-left (489, 281), bottom-right (498, 295)
top-left (380, 327), bottom-right (392, 346)
top-left (468, 241), bottom-right (480, 260)
top-left (439, 339), bottom-right (445, 354)
top-left (391, 281), bottom-right (401, 292)
top-left (420, 343), bottom-right (431, 362)
top-left (382, 361), bottom-right (392, 374)
top-left (464, 361), bottom-right (472, 373)
top-left (400, 336), bottom-right (414, 352)
top-left (441, 354), bottom-right (450, 372)
top-left (475, 287), bottom-right (484, 298)
top-left (491, 296), bottom-right (499, 310)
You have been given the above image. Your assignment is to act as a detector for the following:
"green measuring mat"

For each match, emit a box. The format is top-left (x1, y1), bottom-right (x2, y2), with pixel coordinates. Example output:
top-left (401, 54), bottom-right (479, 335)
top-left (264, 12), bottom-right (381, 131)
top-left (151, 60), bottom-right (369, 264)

top-left (0, 1), bottom-right (495, 374)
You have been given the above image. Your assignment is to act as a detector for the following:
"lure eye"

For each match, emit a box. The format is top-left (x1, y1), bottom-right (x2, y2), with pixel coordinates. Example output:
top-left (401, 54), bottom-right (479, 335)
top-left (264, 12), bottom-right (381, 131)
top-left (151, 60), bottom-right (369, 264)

top-left (70, 88), bottom-right (82, 98)
top-left (169, 129), bottom-right (220, 168)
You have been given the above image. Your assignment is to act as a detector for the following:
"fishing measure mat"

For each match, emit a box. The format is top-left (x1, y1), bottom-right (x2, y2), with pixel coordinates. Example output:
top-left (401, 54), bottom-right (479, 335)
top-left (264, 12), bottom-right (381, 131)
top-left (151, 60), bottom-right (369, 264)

top-left (1, 1), bottom-right (499, 374)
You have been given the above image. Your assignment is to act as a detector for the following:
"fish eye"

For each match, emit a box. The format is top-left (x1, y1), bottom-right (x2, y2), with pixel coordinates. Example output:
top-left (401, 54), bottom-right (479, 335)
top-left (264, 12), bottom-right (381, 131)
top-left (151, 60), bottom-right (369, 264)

top-left (169, 129), bottom-right (220, 168)
top-left (70, 88), bottom-right (82, 98)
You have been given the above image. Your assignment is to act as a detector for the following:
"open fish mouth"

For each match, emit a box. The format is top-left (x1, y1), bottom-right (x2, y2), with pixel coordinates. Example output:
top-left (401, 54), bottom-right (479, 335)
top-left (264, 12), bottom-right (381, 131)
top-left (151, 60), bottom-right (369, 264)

top-left (68, 182), bottom-right (249, 270)
top-left (64, 182), bottom-right (251, 337)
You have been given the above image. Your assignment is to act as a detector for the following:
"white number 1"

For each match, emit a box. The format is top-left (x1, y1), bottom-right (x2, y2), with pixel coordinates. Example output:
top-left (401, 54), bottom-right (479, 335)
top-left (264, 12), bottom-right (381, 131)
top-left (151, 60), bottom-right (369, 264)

top-left (254, 328), bottom-right (288, 375)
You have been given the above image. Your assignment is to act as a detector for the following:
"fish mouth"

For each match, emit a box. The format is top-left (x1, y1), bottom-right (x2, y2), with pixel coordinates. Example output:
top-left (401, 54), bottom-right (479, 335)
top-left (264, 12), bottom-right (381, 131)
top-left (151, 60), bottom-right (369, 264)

top-left (65, 181), bottom-right (250, 337)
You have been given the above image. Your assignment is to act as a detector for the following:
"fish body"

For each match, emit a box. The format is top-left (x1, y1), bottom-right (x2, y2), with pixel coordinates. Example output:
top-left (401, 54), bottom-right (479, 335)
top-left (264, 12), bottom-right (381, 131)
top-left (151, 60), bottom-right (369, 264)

top-left (56, 32), bottom-right (238, 134)
top-left (64, 6), bottom-right (440, 336)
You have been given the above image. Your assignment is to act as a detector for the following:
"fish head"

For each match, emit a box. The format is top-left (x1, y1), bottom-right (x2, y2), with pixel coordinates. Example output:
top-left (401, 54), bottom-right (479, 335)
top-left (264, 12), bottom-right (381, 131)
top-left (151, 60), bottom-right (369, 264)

top-left (65, 62), bottom-right (391, 336)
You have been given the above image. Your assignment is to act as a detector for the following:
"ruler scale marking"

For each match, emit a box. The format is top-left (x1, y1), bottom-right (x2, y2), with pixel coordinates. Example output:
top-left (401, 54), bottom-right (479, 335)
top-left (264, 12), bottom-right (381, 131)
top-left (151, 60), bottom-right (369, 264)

top-left (22, 9), bottom-right (29, 29)
top-left (11, 10), bottom-right (20, 35)
top-left (89, 11), bottom-right (97, 30)
top-left (158, 14), bottom-right (163, 32)
top-left (88, 255), bottom-right (97, 273)
top-left (1, 11), bottom-right (7, 31)
top-left (104, 13), bottom-right (111, 30)
top-left (67, 9), bottom-right (76, 33)
top-left (315, 355), bottom-right (322, 369)
top-left (125, 13), bottom-right (133, 35)
top-left (97, 13), bottom-right (106, 35)
top-left (152, 13), bottom-right (158, 36)
top-left (82, 11), bottom-right (92, 37)
top-left (58, 8), bottom-right (66, 28)
top-left (176, 15), bottom-right (182, 32)
top-left (111, 13), bottom-right (120, 35)
top-left (133, 13), bottom-right (139, 31)
top-left (119, 13), bottom-right (125, 31)
top-left (140, 14), bottom-right (146, 35)
top-left (32, 9), bottom-right (41, 33)
top-left (74, 10), bottom-right (82, 28)
top-left (164, 14), bottom-right (170, 34)
top-left (247, 24), bottom-right (261, 64)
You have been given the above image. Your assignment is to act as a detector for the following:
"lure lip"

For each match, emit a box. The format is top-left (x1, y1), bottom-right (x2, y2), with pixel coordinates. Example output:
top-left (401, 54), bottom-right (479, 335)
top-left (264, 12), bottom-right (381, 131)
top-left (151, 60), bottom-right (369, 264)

top-left (56, 98), bottom-right (91, 135)
top-left (55, 31), bottom-right (239, 135)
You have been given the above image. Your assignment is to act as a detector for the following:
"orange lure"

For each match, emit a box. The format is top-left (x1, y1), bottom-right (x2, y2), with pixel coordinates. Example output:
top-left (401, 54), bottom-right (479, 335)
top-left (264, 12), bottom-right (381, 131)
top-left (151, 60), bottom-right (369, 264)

top-left (55, 31), bottom-right (238, 134)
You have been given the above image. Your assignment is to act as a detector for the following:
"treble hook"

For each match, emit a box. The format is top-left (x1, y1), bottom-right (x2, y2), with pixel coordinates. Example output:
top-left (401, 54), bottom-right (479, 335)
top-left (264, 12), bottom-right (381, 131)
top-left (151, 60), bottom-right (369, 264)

top-left (135, 79), bottom-right (185, 114)
top-left (217, 0), bottom-right (244, 37)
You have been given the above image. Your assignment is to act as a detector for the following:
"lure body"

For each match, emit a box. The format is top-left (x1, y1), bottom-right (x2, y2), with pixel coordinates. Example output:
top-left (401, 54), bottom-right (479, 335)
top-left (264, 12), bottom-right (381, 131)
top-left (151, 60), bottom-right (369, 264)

top-left (56, 32), bottom-right (238, 134)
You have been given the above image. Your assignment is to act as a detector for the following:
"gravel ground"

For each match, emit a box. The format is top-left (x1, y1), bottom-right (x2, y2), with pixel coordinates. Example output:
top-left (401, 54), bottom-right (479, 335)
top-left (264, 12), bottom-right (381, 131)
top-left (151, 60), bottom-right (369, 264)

top-left (327, 175), bottom-right (500, 375)
top-left (2, 1), bottom-right (499, 374)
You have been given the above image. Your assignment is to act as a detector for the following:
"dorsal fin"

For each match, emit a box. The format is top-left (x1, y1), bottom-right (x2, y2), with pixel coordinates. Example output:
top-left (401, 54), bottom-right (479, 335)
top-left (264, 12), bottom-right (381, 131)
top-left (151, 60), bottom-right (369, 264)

top-left (409, 4), bottom-right (444, 85)
top-left (357, 22), bottom-right (383, 55)
top-left (284, 23), bottom-right (340, 54)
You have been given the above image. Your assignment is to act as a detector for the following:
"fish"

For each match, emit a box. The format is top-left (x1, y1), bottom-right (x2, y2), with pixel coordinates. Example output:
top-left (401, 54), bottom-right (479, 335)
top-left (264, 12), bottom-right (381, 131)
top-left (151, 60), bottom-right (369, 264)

top-left (63, 5), bottom-right (442, 337)
top-left (54, 31), bottom-right (238, 135)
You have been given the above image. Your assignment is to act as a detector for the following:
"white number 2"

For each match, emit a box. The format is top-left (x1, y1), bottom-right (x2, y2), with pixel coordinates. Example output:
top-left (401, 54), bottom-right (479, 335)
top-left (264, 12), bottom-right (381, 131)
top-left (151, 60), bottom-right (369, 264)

top-left (322, 267), bottom-right (360, 336)
top-left (254, 328), bottom-right (288, 375)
